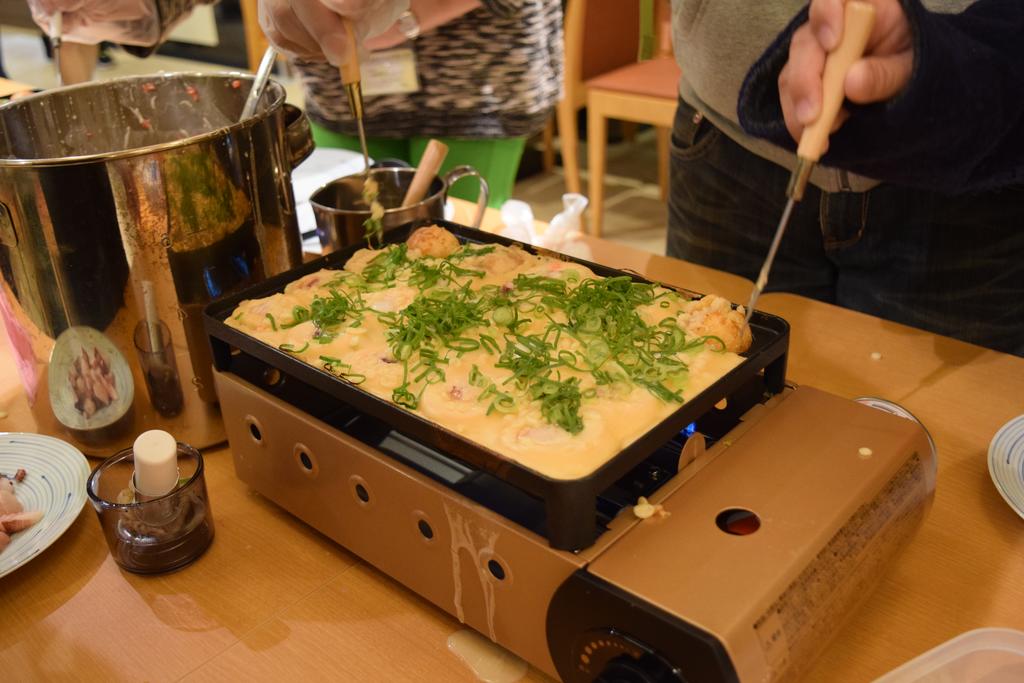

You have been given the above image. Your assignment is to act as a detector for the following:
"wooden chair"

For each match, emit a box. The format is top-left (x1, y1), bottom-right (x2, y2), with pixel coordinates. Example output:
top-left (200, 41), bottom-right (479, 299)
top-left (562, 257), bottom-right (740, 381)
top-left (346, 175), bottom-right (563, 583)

top-left (556, 0), bottom-right (642, 196)
top-left (579, 0), bottom-right (681, 237)
top-left (240, 0), bottom-right (270, 71)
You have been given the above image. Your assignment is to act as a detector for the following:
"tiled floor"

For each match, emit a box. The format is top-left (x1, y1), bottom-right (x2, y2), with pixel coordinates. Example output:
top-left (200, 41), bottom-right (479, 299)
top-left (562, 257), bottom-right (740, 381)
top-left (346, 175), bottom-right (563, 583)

top-left (515, 130), bottom-right (668, 255)
top-left (1, 26), bottom-right (668, 255)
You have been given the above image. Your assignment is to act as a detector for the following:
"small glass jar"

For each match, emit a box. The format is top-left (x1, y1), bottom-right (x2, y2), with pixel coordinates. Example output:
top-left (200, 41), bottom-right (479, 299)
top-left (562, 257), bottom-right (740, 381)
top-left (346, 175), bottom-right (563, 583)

top-left (132, 319), bottom-right (184, 418)
top-left (87, 442), bottom-right (214, 573)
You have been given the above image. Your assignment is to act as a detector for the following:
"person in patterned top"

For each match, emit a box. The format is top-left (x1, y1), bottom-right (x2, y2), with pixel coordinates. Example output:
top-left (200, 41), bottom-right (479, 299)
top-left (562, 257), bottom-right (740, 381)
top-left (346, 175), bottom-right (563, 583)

top-left (262, 0), bottom-right (563, 207)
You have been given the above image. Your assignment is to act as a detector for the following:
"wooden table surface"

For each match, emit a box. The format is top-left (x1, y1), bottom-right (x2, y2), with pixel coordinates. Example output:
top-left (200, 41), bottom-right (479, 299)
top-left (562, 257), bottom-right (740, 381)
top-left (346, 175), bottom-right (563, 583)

top-left (1, 227), bottom-right (1023, 682)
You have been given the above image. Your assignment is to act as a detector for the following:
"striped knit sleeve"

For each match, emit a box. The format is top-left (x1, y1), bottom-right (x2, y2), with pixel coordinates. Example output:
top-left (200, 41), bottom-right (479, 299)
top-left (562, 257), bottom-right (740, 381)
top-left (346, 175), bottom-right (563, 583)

top-left (479, 0), bottom-right (525, 18)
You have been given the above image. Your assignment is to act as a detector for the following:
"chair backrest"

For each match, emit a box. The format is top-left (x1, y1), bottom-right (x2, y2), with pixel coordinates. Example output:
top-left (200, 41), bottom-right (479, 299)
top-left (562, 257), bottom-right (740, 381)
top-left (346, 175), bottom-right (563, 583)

top-left (563, 0), bottom-right (641, 108)
top-left (563, 0), bottom-right (674, 108)
top-left (581, 1), bottom-right (641, 81)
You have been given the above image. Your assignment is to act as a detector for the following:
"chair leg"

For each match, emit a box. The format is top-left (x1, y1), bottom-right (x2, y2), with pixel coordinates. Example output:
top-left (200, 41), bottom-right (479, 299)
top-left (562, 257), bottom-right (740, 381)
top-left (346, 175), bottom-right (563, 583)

top-left (656, 126), bottom-right (670, 201)
top-left (556, 97), bottom-right (581, 195)
top-left (542, 116), bottom-right (556, 173)
top-left (587, 102), bottom-right (607, 238)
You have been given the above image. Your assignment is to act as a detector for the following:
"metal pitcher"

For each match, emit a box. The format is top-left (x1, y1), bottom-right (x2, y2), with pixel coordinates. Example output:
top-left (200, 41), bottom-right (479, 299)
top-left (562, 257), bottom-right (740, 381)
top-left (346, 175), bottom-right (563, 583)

top-left (311, 166), bottom-right (488, 253)
top-left (0, 73), bottom-right (312, 454)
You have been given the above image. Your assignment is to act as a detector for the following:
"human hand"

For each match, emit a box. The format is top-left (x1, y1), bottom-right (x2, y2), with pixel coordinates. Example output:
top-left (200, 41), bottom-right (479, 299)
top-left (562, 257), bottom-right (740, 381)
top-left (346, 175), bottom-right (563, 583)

top-left (259, 0), bottom-right (409, 66)
top-left (779, 0), bottom-right (914, 144)
top-left (27, 0), bottom-right (157, 45)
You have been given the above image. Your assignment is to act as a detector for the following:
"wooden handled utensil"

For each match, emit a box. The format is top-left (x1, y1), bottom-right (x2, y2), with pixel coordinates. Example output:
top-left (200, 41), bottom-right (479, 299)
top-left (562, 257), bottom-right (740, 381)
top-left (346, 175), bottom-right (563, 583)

top-left (744, 1), bottom-right (876, 323)
top-left (339, 19), bottom-right (371, 172)
top-left (401, 140), bottom-right (450, 207)
top-left (240, 46), bottom-right (277, 121)
top-left (790, 0), bottom-right (877, 194)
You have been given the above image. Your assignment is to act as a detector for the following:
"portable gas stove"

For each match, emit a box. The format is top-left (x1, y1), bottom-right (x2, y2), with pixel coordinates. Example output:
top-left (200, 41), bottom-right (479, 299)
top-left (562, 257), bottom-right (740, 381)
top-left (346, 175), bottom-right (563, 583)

top-left (205, 223), bottom-right (936, 683)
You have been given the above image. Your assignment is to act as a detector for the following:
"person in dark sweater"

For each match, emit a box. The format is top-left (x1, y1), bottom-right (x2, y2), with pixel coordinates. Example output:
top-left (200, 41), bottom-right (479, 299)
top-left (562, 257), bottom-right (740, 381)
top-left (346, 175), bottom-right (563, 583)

top-left (740, 0), bottom-right (1024, 192)
top-left (667, 0), bottom-right (1024, 357)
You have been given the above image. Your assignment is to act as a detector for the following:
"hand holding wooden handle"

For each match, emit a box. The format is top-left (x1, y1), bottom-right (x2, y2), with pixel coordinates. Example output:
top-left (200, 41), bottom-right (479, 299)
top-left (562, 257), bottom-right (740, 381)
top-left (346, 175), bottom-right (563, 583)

top-left (339, 19), bottom-right (360, 85)
top-left (401, 140), bottom-right (450, 208)
top-left (796, 1), bottom-right (876, 162)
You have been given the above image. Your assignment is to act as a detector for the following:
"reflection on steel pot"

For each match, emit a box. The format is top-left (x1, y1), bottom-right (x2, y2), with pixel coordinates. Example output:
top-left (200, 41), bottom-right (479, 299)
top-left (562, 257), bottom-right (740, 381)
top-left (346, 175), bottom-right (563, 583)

top-left (0, 73), bottom-right (312, 454)
top-left (311, 165), bottom-right (488, 253)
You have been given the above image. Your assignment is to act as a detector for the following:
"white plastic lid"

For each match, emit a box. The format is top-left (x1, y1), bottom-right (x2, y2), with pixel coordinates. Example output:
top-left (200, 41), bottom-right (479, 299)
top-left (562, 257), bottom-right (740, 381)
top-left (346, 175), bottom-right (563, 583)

top-left (132, 429), bottom-right (179, 497)
top-left (873, 628), bottom-right (1024, 682)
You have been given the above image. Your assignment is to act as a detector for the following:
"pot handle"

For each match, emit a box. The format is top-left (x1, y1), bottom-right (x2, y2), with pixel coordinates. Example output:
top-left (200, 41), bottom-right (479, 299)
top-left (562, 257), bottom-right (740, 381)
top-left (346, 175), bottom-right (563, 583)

top-left (283, 103), bottom-right (315, 168)
top-left (442, 165), bottom-right (489, 229)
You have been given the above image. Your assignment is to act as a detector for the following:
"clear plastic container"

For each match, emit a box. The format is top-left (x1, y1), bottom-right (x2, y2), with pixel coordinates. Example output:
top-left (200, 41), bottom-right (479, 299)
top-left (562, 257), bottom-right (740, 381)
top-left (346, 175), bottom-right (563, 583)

top-left (873, 628), bottom-right (1024, 682)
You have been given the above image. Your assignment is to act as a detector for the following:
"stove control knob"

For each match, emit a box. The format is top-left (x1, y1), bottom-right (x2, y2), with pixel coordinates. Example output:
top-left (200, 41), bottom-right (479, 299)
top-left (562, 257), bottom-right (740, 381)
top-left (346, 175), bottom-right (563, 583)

top-left (575, 629), bottom-right (683, 683)
top-left (594, 654), bottom-right (682, 683)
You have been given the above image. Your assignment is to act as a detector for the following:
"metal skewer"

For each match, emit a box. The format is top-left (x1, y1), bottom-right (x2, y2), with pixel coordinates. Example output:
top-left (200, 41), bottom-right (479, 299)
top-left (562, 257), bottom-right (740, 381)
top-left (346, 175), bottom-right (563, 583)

top-left (339, 19), bottom-right (371, 172)
top-left (240, 46), bottom-right (277, 121)
top-left (744, 1), bottom-right (877, 324)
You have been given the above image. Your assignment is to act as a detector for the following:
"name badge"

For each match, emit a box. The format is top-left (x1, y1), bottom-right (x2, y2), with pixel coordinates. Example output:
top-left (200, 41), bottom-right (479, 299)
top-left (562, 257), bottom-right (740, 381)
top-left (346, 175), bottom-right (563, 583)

top-left (360, 48), bottom-right (421, 96)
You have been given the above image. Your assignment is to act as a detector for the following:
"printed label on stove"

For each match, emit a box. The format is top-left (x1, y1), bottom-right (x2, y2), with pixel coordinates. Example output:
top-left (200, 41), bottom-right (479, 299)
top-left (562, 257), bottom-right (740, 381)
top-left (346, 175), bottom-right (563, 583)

top-left (753, 453), bottom-right (928, 681)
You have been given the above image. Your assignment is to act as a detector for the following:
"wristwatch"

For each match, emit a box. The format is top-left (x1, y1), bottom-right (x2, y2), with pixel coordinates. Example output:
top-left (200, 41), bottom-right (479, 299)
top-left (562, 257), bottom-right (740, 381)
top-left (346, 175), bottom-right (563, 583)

top-left (396, 10), bottom-right (421, 41)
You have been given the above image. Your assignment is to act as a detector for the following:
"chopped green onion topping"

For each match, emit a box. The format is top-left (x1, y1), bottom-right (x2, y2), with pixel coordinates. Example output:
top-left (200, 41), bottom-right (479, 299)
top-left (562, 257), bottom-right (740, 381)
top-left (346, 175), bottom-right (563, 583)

top-left (279, 342), bottom-right (309, 354)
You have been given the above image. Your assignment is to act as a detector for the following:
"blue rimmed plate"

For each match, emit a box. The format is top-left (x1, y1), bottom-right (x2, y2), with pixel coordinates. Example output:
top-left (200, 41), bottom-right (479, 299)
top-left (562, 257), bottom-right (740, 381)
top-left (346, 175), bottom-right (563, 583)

top-left (0, 433), bottom-right (90, 579)
top-left (989, 415), bottom-right (1024, 521)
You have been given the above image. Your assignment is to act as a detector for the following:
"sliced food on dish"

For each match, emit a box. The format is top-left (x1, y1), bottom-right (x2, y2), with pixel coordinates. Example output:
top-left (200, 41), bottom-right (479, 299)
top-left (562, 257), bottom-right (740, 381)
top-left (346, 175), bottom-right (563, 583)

top-left (0, 434), bottom-right (90, 578)
top-left (0, 476), bottom-right (44, 552)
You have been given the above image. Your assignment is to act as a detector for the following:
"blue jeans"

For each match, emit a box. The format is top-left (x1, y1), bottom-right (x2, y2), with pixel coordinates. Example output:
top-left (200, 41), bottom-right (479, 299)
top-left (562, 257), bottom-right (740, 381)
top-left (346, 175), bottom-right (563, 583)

top-left (666, 98), bottom-right (1024, 357)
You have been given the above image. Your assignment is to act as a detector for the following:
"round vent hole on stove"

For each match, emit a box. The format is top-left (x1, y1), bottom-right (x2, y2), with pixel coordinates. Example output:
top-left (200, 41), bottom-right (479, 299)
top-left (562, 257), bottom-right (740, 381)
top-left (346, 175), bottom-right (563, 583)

top-left (247, 418), bottom-right (263, 443)
top-left (355, 483), bottom-right (370, 503)
top-left (487, 559), bottom-right (506, 581)
top-left (294, 444), bottom-right (318, 476)
top-left (716, 508), bottom-right (761, 535)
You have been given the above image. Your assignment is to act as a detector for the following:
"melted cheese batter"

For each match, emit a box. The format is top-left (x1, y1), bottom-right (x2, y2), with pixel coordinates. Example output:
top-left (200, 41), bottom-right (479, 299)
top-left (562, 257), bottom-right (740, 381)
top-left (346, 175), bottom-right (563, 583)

top-left (228, 229), bottom-right (746, 480)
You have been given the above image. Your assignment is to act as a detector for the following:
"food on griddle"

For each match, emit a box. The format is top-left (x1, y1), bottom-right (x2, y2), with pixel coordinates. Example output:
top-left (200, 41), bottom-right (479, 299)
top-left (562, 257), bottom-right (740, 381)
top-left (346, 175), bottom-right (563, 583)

top-left (677, 295), bottom-right (753, 353)
top-left (406, 224), bottom-right (460, 259)
top-left (68, 346), bottom-right (119, 418)
top-left (228, 226), bottom-right (752, 479)
top-left (0, 476), bottom-right (43, 554)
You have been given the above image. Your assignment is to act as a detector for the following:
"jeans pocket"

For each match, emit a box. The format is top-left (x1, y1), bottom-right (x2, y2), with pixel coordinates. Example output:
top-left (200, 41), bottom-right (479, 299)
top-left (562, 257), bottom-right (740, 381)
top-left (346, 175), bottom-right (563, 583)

top-left (670, 99), bottom-right (720, 161)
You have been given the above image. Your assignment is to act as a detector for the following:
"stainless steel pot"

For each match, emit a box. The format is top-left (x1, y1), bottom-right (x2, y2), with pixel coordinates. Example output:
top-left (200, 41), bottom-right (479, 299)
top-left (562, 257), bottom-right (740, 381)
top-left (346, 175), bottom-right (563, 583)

top-left (311, 166), bottom-right (488, 253)
top-left (0, 73), bottom-right (312, 454)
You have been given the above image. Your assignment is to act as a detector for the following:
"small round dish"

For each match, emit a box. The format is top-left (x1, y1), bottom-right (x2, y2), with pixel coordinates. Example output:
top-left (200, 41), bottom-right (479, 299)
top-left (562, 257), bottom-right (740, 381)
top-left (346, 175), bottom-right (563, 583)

top-left (0, 433), bottom-right (90, 579)
top-left (48, 326), bottom-right (134, 432)
top-left (988, 415), bottom-right (1024, 521)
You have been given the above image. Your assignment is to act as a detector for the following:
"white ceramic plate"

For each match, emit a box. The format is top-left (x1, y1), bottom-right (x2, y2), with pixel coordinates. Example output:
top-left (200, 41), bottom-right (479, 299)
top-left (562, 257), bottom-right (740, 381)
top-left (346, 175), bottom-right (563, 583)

top-left (988, 415), bottom-right (1024, 521)
top-left (0, 433), bottom-right (90, 579)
